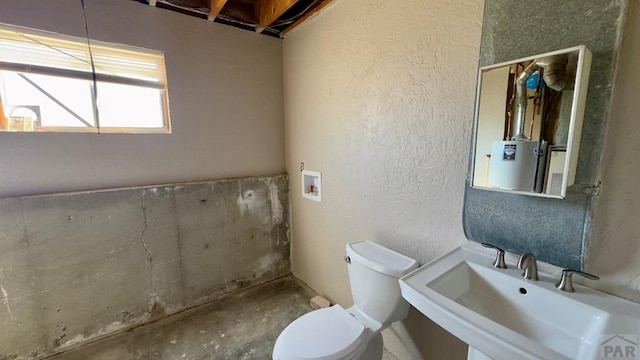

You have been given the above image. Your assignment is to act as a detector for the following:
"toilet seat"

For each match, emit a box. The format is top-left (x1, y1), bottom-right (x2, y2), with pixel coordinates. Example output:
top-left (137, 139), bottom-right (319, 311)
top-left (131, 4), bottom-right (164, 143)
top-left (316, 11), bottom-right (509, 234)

top-left (273, 305), bottom-right (369, 360)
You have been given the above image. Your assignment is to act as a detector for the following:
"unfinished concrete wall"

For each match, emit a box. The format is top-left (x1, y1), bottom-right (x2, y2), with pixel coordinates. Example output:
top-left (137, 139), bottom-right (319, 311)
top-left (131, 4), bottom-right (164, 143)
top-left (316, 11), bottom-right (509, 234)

top-left (0, 175), bottom-right (289, 359)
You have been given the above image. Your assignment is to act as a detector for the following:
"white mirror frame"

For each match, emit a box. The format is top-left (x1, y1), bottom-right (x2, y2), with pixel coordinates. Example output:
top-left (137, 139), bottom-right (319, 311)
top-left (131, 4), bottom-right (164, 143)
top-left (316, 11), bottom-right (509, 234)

top-left (470, 45), bottom-right (592, 199)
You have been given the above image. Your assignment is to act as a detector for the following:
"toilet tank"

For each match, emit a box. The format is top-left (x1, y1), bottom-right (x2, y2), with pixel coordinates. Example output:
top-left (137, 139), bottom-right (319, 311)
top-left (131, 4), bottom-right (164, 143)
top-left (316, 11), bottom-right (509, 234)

top-left (346, 241), bottom-right (418, 325)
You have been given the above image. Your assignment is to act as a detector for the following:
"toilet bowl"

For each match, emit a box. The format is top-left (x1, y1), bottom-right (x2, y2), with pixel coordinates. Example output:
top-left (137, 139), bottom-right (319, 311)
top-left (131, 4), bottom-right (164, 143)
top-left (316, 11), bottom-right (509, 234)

top-left (273, 304), bottom-right (374, 359)
top-left (273, 241), bottom-right (418, 360)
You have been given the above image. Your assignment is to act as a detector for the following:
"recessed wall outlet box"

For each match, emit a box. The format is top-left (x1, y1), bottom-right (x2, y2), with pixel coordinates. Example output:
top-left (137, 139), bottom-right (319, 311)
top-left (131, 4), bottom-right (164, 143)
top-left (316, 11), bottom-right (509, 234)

top-left (302, 170), bottom-right (321, 202)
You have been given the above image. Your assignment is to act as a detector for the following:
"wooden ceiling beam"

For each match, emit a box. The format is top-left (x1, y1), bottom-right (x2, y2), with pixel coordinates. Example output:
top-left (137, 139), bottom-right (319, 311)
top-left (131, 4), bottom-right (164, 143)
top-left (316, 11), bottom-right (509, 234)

top-left (280, 0), bottom-right (337, 37)
top-left (256, 0), bottom-right (299, 33)
top-left (208, 0), bottom-right (228, 21)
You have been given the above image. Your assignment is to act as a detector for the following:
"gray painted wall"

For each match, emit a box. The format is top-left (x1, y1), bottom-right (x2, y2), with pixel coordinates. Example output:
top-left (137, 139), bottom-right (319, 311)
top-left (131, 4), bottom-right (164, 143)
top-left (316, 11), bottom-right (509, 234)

top-left (0, 0), bottom-right (284, 198)
top-left (464, 0), bottom-right (628, 269)
top-left (0, 175), bottom-right (290, 359)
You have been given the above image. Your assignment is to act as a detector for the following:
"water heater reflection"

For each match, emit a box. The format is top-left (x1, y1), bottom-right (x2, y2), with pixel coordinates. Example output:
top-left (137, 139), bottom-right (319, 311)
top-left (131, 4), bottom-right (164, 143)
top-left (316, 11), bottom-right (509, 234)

top-left (488, 140), bottom-right (547, 192)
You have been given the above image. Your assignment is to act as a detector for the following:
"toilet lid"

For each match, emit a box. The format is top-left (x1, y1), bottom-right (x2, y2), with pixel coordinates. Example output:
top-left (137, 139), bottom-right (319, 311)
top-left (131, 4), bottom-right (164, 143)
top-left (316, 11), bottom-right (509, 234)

top-left (273, 305), bottom-right (368, 360)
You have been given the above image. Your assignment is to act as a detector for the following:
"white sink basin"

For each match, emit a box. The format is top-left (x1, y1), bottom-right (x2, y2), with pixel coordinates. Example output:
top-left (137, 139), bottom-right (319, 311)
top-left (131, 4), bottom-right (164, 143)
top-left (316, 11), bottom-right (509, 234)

top-left (399, 247), bottom-right (640, 360)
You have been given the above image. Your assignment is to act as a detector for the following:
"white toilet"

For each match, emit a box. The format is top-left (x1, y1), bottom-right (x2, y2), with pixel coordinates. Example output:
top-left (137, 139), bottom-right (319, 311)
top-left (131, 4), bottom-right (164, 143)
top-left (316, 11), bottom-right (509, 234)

top-left (273, 241), bottom-right (419, 360)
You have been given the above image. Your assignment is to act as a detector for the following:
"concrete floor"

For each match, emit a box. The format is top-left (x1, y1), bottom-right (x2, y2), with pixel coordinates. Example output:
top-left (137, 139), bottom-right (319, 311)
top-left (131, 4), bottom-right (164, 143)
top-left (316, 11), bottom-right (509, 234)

top-left (45, 276), bottom-right (399, 360)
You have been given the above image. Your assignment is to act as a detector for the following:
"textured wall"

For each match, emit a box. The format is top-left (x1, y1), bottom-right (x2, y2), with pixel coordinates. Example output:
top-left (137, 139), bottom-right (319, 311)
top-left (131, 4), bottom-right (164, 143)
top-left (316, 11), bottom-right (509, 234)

top-left (464, 0), bottom-right (628, 270)
top-left (0, 0), bottom-right (284, 198)
top-left (283, 0), bottom-right (483, 358)
top-left (588, 1), bottom-right (640, 303)
top-left (0, 175), bottom-right (289, 359)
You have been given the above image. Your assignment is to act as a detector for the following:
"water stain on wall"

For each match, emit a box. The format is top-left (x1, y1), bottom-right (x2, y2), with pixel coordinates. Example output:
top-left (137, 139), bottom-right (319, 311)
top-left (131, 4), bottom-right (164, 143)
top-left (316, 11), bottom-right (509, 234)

top-left (0, 174), bottom-right (290, 359)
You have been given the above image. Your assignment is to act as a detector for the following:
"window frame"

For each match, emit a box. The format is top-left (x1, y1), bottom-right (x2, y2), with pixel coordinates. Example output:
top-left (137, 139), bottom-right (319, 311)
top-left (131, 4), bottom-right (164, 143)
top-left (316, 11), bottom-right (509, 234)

top-left (0, 23), bottom-right (171, 134)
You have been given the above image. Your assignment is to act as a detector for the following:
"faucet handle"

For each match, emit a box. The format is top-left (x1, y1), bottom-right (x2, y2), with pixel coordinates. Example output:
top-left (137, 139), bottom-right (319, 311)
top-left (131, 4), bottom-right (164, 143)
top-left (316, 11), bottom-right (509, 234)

top-left (481, 243), bottom-right (507, 269)
top-left (556, 269), bottom-right (600, 292)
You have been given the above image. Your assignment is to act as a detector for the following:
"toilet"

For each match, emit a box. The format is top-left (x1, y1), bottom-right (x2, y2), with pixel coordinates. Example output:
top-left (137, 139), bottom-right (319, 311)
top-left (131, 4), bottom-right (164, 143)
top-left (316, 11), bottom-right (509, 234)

top-left (273, 241), bottom-right (419, 360)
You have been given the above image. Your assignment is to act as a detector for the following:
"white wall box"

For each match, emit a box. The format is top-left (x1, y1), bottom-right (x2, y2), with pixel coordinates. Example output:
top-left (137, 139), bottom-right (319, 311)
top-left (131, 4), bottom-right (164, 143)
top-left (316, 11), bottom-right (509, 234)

top-left (302, 170), bottom-right (321, 202)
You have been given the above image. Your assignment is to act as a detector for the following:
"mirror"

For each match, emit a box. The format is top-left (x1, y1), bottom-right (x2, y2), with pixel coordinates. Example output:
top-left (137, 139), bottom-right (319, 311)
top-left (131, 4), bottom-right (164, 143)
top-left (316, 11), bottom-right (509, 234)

top-left (470, 46), bottom-right (592, 198)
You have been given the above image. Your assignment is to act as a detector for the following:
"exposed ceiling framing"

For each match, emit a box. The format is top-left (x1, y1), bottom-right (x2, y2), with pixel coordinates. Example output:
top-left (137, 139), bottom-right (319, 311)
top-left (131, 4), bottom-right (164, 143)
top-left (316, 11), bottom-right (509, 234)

top-left (135, 0), bottom-right (336, 38)
top-left (208, 0), bottom-right (228, 20)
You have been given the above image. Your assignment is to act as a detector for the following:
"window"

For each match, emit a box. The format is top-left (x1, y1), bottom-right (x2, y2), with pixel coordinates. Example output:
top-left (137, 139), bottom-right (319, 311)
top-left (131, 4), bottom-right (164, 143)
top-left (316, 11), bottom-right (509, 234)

top-left (0, 23), bottom-right (170, 133)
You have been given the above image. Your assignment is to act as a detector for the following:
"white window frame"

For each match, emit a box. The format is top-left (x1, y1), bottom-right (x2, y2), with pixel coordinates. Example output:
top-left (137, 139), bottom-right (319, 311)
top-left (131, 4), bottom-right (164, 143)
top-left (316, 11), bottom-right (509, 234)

top-left (0, 23), bottom-right (171, 133)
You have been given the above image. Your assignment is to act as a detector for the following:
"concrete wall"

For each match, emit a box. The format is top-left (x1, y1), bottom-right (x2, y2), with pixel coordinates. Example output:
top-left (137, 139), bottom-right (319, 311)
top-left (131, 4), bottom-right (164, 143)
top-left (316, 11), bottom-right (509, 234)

top-left (588, 1), bottom-right (640, 303)
top-left (0, 175), bottom-right (290, 359)
top-left (283, 0), bottom-right (483, 358)
top-left (0, 0), bottom-right (284, 198)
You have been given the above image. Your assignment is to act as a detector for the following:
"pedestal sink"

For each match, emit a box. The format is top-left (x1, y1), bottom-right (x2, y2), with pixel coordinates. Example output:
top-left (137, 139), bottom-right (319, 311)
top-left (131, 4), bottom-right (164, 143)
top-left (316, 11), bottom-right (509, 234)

top-left (399, 247), bottom-right (640, 360)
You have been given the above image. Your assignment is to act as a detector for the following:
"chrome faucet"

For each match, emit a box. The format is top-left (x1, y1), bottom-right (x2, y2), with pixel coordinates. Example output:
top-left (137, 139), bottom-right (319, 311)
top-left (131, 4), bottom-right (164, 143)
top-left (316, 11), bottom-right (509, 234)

top-left (481, 243), bottom-right (507, 269)
top-left (556, 269), bottom-right (599, 292)
top-left (517, 253), bottom-right (539, 281)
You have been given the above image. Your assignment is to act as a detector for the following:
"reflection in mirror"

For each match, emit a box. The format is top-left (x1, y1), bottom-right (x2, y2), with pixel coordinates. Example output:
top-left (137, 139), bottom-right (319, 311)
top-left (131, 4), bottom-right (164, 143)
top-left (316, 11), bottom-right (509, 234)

top-left (471, 46), bottom-right (591, 198)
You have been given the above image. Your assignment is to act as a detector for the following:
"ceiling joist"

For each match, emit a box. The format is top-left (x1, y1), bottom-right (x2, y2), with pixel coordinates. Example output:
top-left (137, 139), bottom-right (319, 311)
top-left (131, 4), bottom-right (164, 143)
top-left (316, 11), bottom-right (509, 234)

top-left (280, 0), bottom-right (336, 37)
top-left (208, 0), bottom-right (228, 21)
top-left (256, 0), bottom-right (299, 33)
top-left (136, 0), bottom-right (336, 38)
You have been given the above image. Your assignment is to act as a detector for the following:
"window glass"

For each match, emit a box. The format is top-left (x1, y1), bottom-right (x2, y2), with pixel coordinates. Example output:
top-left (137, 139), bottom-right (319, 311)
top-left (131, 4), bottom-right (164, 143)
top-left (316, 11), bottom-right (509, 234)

top-left (96, 82), bottom-right (165, 129)
top-left (0, 23), bottom-right (170, 133)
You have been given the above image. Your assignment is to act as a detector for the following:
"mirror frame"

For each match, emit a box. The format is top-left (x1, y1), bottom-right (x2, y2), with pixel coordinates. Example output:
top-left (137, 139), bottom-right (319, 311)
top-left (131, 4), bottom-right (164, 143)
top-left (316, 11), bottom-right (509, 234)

top-left (469, 45), bottom-right (592, 198)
